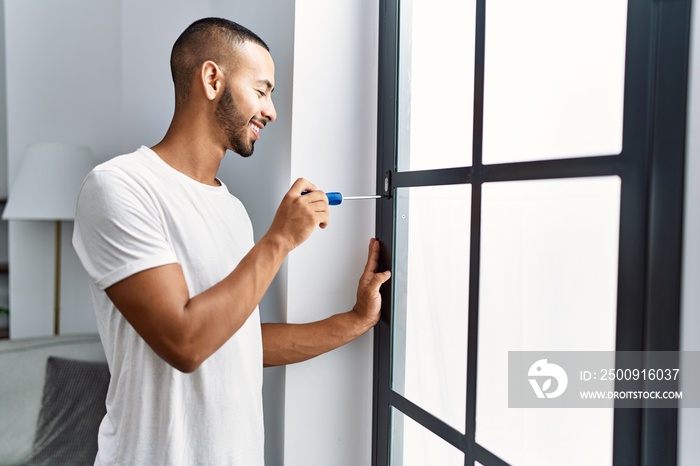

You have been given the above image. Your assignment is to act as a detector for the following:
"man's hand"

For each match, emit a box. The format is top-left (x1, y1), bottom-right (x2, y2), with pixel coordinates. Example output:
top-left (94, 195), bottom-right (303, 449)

top-left (351, 238), bottom-right (392, 329)
top-left (265, 178), bottom-right (329, 252)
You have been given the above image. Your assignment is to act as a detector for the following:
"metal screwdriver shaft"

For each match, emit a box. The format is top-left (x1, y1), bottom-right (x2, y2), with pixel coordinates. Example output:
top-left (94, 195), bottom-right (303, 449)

top-left (325, 192), bottom-right (385, 205)
top-left (341, 195), bottom-right (384, 201)
top-left (302, 191), bottom-right (386, 206)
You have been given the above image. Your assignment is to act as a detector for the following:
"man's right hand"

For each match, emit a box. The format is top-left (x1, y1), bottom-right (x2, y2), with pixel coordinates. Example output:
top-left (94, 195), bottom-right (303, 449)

top-left (265, 178), bottom-right (330, 252)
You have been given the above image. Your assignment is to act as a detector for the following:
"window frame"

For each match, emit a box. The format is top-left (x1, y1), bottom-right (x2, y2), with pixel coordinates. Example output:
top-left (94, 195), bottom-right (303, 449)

top-left (371, 1), bottom-right (692, 465)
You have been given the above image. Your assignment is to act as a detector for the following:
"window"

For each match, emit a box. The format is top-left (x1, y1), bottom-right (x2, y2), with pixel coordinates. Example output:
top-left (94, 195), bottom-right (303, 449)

top-left (372, 1), bottom-right (692, 465)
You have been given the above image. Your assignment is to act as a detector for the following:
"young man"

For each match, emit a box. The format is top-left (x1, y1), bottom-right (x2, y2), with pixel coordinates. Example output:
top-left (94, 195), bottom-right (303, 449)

top-left (73, 17), bottom-right (390, 465)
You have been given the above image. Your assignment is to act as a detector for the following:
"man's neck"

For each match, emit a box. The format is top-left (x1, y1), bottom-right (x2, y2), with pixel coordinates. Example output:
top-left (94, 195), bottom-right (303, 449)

top-left (151, 120), bottom-right (226, 187)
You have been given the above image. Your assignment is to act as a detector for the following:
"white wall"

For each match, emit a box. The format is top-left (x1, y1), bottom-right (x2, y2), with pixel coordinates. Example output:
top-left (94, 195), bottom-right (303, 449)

top-left (679, 1), bottom-right (700, 464)
top-left (0, 0), bottom-right (6, 200)
top-left (285, 1), bottom-right (379, 465)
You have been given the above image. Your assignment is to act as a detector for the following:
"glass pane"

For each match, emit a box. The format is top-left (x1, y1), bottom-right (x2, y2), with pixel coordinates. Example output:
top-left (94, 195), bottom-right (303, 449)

top-left (483, 0), bottom-right (628, 164)
top-left (397, 0), bottom-right (476, 171)
top-left (475, 176), bottom-right (620, 465)
top-left (392, 184), bottom-right (471, 432)
top-left (390, 408), bottom-right (465, 466)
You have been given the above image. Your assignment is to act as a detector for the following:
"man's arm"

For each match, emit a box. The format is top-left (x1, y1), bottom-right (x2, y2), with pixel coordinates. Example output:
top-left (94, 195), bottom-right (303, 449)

top-left (105, 179), bottom-right (328, 373)
top-left (261, 238), bottom-right (391, 367)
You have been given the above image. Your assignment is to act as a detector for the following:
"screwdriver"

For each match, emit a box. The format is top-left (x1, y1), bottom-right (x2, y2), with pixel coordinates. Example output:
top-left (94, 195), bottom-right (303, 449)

top-left (325, 192), bottom-right (385, 206)
top-left (302, 191), bottom-right (386, 206)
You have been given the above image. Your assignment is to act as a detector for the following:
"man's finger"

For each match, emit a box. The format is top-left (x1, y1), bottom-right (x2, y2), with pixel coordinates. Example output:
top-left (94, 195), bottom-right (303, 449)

top-left (369, 270), bottom-right (392, 289)
top-left (291, 177), bottom-right (317, 194)
top-left (364, 238), bottom-right (381, 273)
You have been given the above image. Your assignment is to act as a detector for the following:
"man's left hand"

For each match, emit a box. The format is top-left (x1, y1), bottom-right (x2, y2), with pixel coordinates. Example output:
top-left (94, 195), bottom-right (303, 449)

top-left (352, 238), bottom-right (391, 328)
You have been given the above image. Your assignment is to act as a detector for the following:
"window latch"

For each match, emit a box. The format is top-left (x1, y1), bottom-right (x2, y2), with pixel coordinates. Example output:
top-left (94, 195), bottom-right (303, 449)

top-left (384, 170), bottom-right (392, 197)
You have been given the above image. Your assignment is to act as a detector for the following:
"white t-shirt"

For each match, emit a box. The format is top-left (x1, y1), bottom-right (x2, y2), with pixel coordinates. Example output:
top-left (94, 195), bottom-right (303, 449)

top-left (73, 146), bottom-right (264, 465)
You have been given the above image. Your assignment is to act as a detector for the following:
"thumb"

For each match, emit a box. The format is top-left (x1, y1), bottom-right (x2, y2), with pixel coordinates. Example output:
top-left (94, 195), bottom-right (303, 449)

top-left (369, 270), bottom-right (392, 289)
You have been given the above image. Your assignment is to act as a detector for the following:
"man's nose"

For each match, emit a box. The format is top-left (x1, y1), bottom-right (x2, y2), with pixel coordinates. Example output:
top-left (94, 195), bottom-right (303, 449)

top-left (263, 99), bottom-right (277, 122)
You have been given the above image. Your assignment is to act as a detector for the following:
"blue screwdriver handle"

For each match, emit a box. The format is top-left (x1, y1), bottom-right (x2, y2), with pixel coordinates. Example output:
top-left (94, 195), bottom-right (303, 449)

top-left (301, 190), bottom-right (343, 205)
top-left (326, 192), bottom-right (343, 206)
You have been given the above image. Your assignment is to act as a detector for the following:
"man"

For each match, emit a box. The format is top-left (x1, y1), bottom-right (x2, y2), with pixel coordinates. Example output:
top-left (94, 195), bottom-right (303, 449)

top-left (72, 17), bottom-right (390, 465)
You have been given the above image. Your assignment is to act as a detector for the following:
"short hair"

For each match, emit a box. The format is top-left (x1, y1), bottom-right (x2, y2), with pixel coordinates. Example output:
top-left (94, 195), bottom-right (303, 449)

top-left (170, 17), bottom-right (269, 105)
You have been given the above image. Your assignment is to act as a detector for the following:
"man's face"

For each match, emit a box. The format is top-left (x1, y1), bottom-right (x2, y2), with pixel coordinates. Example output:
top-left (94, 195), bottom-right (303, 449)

top-left (215, 42), bottom-right (277, 157)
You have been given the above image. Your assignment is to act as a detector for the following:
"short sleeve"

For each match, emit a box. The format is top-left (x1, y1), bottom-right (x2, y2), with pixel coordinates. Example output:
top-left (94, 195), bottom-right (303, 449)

top-left (72, 167), bottom-right (179, 290)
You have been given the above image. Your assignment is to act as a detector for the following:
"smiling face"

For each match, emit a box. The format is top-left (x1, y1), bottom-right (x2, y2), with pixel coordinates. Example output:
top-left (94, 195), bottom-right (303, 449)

top-left (215, 41), bottom-right (277, 157)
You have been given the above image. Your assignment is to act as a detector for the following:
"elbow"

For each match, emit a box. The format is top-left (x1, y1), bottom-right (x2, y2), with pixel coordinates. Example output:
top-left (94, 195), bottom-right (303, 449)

top-left (170, 355), bottom-right (203, 374)
top-left (148, 315), bottom-right (218, 373)
top-left (155, 338), bottom-right (208, 374)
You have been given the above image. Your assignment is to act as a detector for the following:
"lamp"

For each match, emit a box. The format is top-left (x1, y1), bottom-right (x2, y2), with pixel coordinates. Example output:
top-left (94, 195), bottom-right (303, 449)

top-left (2, 143), bottom-right (95, 335)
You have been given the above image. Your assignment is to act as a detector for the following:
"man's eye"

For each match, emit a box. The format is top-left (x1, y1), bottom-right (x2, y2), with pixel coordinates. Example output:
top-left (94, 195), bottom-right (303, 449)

top-left (257, 90), bottom-right (266, 97)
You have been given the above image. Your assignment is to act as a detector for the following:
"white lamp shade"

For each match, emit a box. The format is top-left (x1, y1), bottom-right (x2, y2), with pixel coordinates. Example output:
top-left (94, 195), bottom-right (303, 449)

top-left (3, 142), bottom-right (96, 221)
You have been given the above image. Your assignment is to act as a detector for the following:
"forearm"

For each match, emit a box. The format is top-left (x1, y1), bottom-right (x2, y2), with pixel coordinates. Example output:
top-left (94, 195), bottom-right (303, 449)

top-left (185, 233), bottom-right (289, 339)
top-left (196, 232), bottom-right (288, 318)
top-left (261, 311), bottom-right (374, 367)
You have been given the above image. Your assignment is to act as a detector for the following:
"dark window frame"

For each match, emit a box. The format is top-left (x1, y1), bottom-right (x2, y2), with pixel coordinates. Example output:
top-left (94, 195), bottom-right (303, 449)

top-left (372, 1), bottom-right (692, 465)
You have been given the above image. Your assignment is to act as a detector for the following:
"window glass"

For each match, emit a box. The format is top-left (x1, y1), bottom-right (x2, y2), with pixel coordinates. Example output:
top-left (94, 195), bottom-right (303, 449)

top-left (392, 184), bottom-right (471, 432)
top-left (390, 408), bottom-right (465, 466)
top-left (475, 176), bottom-right (620, 465)
top-left (483, 0), bottom-right (628, 164)
top-left (397, 0), bottom-right (476, 171)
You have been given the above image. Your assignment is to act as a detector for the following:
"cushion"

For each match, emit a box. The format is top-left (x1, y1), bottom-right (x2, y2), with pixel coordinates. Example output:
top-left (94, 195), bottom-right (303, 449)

top-left (25, 356), bottom-right (110, 466)
top-left (0, 334), bottom-right (105, 465)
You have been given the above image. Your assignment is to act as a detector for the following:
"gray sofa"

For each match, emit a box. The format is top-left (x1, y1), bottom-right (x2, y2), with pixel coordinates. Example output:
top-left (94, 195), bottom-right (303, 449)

top-left (0, 334), bottom-right (107, 465)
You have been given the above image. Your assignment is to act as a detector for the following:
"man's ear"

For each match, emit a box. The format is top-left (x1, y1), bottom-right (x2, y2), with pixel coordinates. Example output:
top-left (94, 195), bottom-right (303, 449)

top-left (200, 60), bottom-right (223, 100)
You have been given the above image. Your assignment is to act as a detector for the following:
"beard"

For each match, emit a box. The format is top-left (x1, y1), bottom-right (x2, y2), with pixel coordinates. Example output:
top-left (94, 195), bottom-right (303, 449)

top-left (215, 85), bottom-right (255, 158)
